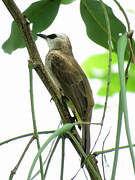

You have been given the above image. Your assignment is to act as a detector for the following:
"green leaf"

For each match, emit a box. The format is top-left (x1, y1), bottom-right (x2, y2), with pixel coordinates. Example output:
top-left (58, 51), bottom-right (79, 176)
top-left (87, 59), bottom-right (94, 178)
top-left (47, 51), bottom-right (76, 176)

top-left (94, 104), bottom-right (104, 109)
top-left (25, 0), bottom-right (60, 34)
top-left (2, 22), bottom-right (25, 54)
top-left (61, 0), bottom-right (75, 5)
top-left (82, 52), bottom-right (117, 78)
top-left (82, 51), bottom-right (135, 96)
top-left (2, 0), bottom-right (60, 54)
top-left (80, 0), bottom-right (126, 51)
top-left (82, 52), bottom-right (120, 96)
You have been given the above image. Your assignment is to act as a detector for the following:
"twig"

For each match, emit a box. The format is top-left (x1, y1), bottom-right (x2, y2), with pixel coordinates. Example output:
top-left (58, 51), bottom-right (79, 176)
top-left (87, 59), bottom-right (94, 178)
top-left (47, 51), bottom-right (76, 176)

top-left (101, 130), bottom-right (111, 180)
top-left (94, 143), bottom-right (135, 156)
top-left (114, 0), bottom-right (130, 32)
top-left (32, 122), bottom-right (61, 179)
top-left (60, 137), bottom-right (65, 180)
top-left (125, 31), bottom-right (135, 83)
top-left (0, 131), bottom-right (55, 146)
top-left (100, 0), bottom-right (112, 128)
top-left (67, 131), bottom-right (102, 180)
top-left (114, 1), bottom-right (135, 82)
top-left (29, 63), bottom-right (44, 179)
top-left (9, 136), bottom-right (35, 179)
top-left (125, 53), bottom-right (132, 82)
top-left (127, 31), bottom-right (135, 65)
top-left (114, 1), bottom-right (135, 76)
top-left (91, 0), bottom-right (112, 153)
top-left (44, 137), bottom-right (60, 178)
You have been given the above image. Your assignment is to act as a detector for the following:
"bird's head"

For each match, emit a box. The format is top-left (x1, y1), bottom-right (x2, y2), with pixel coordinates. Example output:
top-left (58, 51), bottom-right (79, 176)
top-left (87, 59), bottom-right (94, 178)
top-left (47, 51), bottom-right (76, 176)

top-left (37, 33), bottom-right (73, 54)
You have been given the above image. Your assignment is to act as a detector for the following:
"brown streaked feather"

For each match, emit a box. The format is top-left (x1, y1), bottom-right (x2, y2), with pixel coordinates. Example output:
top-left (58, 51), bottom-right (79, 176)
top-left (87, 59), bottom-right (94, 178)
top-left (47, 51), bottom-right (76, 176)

top-left (47, 51), bottom-right (94, 120)
top-left (46, 50), bottom-right (94, 162)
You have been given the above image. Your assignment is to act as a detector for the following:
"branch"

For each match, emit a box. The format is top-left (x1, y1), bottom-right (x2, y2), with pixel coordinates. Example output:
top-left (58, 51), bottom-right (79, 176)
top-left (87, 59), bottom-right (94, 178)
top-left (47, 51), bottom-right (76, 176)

top-left (9, 136), bottom-right (35, 179)
top-left (29, 63), bottom-right (44, 178)
top-left (114, 0), bottom-right (130, 32)
top-left (94, 143), bottom-right (135, 156)
top-left (2, 0), bottom-right (102, 179)
top-left (0, 131), bottom-right (54, 146)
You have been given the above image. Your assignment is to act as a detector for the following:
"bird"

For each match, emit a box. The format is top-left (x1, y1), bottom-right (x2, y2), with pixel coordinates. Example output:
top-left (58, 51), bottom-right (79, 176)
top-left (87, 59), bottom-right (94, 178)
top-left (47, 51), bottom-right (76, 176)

top-left (37, 33), bottom-right (94, 164)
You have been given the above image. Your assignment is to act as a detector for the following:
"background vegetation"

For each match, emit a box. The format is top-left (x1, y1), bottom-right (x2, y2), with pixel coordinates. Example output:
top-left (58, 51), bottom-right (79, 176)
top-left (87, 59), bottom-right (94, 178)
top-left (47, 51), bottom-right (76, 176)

top-left (1, 0), bottom-right (135, 179)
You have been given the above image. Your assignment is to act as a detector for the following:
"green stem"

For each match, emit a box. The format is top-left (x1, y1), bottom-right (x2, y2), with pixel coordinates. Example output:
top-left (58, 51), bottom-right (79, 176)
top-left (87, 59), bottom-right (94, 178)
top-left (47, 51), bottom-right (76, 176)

top-left (100, 0), bottom-right (112, 124)
top-left (27, 123), bottom-right (74, 179)
top-left (111, 93), bottom-right (123, 180)
top-left (114, 0), bottom-right (130, 31)
top-left (28, 63), bottom-right (44, 179)
top-left (0, 131), bottom-right (55, 146)
top-left (94, 143), bottom-right (135, 156)
top-left (102, 130), bottom-right (111, 180)
top-left (60, 137), bottom-right (65, 180)
top-left (44, 137), bottom-right (60, 178)
top-left (32, 123), bottom-right (61, 179)
top-left (67, 132), bottom-right (102, 180)
top-left (9, 136), bottom-right (35, 180)
top-left (117, 34), bottom-right (135, 174)
top-left (92, 0), bottom-right (112, 153)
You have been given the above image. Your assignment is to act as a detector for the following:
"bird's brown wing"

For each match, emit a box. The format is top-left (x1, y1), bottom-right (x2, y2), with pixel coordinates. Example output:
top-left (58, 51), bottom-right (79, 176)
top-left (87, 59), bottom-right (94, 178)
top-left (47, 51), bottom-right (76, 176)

top-left (48, 51), bottom-right (94, 121)
top-left (47, 51), bottom-right (94, 159)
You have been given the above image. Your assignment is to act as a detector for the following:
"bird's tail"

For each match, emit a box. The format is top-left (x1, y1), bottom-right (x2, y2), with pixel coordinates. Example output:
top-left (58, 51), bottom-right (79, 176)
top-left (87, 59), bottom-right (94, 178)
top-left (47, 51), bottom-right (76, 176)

top-left (81, 124), bottom-right (90, 165)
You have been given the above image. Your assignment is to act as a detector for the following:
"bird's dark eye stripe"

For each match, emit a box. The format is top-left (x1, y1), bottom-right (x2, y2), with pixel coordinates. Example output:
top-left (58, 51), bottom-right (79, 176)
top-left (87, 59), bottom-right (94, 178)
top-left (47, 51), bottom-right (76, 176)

top-left (47, 34), bottom-right (57, 39)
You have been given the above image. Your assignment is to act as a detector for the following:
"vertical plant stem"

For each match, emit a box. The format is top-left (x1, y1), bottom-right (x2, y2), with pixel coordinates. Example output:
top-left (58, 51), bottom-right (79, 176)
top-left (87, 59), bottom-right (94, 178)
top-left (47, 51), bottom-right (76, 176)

top-left (100, 0), bottom-right (112, 124)
top-left (28, 124), bottom-right (74, 179)
top-left (114, 0), bottom-right (130, 31)
top-left (102, 130), bottom-right (111, 180)
top-left (117, 34), bottom-right (135, 174)
top-left (60, 137), bottom-right (65, 180)
top-left (111, 93), bottom-right (123, 180)
top-left (28, 63), bottom-right (44, 179)
top-left (92, 0), bottom-right (112, 153)
top-left (32, 123), bottom-right (61, 179)
top-left (44, 137), bottom-right (60, 178)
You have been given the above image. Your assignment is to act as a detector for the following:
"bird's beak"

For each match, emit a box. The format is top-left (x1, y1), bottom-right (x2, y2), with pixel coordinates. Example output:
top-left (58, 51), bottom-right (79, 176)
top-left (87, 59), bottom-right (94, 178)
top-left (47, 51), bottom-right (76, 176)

top-left (37, 33), bottom-right (47, 39)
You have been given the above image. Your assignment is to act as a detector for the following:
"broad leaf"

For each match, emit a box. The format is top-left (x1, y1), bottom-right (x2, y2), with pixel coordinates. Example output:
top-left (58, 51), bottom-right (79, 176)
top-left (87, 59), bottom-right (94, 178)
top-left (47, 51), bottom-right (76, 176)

top-left (82, 52), bottom-right (135, 96)
top-left (25, 0), bottom-right (60, 33)
top-left (2, 22), bottom-right (26, 54)
top-left (80, 0), bottom-right (126, 52)
top-left (2, 0), bottom-right (60, 54)
top-left (82, 52), bottom-right (117, 78)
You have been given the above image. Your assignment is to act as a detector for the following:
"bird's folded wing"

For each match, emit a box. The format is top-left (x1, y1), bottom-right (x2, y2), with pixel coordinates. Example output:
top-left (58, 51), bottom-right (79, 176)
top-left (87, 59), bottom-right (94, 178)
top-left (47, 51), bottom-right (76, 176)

top-left (48, 52), bottom-right (89, 119)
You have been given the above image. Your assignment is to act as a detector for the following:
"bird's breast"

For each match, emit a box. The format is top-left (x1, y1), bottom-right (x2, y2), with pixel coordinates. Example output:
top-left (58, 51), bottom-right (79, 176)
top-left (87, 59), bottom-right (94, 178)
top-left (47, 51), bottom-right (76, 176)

top-left (45, 53), bottom-right (63, 93)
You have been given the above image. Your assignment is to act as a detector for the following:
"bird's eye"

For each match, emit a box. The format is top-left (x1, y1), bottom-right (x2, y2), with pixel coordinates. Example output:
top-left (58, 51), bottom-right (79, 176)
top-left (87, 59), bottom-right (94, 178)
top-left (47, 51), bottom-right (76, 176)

top-left (47, 34), bottom-right (57, 39)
